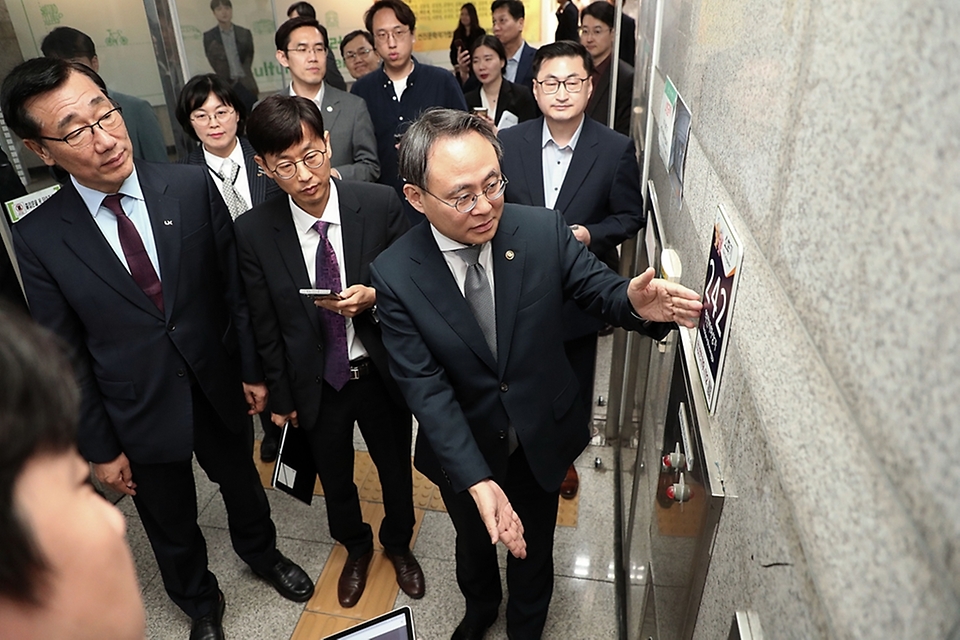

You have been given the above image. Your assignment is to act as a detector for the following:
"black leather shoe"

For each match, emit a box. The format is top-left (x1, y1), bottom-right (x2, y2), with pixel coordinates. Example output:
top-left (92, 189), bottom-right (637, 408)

top-left (259, 437), bottom-right (278, 463)
top-left (253, 553), bottom-right (314, 602)
top-left (384, 548), bottom-right (425, 599)
top-left (338, 548), bottom-right (373, 608)
top-left (450, 615), bottom-right (496, 640)
top-left (190, 591), bottom-right (225, 640)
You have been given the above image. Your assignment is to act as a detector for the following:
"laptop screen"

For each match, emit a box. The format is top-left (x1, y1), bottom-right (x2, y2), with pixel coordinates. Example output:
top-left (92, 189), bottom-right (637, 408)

top-left (322, 607), bottom-right (416, 640)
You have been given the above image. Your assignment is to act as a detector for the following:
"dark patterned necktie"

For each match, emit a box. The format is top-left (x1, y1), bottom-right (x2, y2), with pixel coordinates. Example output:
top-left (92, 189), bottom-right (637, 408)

top-left (313, 220), bottom-right (350, 390)
top-left (102, 194), bottom-right (163, 312)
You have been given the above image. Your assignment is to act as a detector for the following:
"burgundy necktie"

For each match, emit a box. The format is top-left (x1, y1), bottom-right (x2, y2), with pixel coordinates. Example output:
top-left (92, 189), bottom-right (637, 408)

top-left (313, 220), bottom-right (350, 390)
top-left (102, 194), bottom-right (164, 312)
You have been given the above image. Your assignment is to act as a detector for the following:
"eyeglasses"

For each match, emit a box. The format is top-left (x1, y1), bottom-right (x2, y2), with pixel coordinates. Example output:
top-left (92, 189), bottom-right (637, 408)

top-left (39, 106), bottom-right (124, 149)
top-left (374, 27), bottom-right (410, 42)
top-left (534, 77), bottom-right (588, 94)
top-left (579, 26), bottom-right (611, 37)
top-left (421, 175), bottom-right (508, 214)
top-left (190, 107), bottom-right (236, 126)
top-left (267, 148), bottom-right (327, 179)
top-left (286, 44), bottom-right (326, 56)
top-left (343, 47), bottom-right (374, 60)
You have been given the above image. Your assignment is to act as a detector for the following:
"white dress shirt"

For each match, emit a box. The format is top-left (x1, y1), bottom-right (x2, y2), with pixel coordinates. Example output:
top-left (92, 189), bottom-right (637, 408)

top-left (288, 82), bottom-right (325, 108)
top-left (203, 140), bottom-right (253, 215)
top-left (541, 115), bottom-right (585, 210)
top-left (430, 224), bottom-right (496, 313)
top-left (288, 181), bottom-right (368, 361)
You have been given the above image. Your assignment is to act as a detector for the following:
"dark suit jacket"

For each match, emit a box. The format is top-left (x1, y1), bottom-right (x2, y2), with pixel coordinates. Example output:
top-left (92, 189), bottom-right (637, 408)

top-left (586, 58), bottom-right (635, 136)
top-left (319, 86), bottom-right (380, 182)
top-left (13, 162), bottom-right (261, 465)
top-left (514, 42), bottom-right (538, 90)
top-left (555, 1), bottom-right (580, 42)
top-left (234, 180), bottom-right (410, 432)
top-left (203, 25), bottom-right (259, 97)
top-left (0, 148), bottom-right (27, 310)
top-left (371, 206), bottom-right (670, 494)
top-left (184, 137), bottom-right (282, 206)
top-left (464, 79), bottom-right (539, 126)
top-left (499, 115), bottom-right (644, 339)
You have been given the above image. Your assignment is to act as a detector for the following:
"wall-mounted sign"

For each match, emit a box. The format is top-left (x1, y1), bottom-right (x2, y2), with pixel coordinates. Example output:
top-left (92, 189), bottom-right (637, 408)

top-left (657, 75), bottom-right (677, 169)
top-left (694, 204), bottom-right (743, 413)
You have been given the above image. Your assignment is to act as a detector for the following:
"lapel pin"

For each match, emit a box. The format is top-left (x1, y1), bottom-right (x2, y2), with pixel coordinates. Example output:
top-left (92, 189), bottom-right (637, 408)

top-left (505, 250), bottom-right (515, 260)
top-left (163, 220), bottom-right (173, 226)
top-left (326, 105), bottom-right (333, 112)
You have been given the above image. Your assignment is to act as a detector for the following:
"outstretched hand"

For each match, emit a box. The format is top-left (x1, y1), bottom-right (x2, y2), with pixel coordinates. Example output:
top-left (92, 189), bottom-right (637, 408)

top-left (627, 267), bottom-right (703, 328)
top-left (468, 479), bottom-right (527, 559)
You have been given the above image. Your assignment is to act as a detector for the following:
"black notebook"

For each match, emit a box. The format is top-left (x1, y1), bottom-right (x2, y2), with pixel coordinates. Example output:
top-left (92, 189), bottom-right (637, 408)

top-left (270, 421), bottom-right (316, 505)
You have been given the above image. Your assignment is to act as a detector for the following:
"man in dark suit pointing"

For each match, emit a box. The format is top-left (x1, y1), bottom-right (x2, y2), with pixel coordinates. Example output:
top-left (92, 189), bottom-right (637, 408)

top-left (370, 109), bottom-right (701, 640)
top-left (1, 58), bottom-right (313, 640)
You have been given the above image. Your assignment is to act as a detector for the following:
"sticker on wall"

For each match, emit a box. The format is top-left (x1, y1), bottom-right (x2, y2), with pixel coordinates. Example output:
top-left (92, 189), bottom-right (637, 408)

top-left (657, 75), bottom-right (677, 170)
top-left (694, 204), bottom-right (744, 414)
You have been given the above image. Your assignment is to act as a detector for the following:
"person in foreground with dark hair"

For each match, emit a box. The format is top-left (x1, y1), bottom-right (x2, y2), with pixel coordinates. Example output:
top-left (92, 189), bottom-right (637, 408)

top-left (340, 30), bottom-right (381, 81)
top-left (0, 306), bottom-right (146, 640)
top-left (286, 1), bottom-right (348, 90)
top-left (1, 57), bottom-right (313, 640)
top-left (236, 95), bottom-right (424, 608)
top-left (41, 25), bottom-right (168, 162)
top-left (370, 108), bottom-right (701, 639)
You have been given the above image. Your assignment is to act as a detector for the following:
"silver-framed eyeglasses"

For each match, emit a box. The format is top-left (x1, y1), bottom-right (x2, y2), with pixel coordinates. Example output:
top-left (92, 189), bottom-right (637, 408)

top-left (39, 106), bottom-right (124, 149)
top-left (422, 175), bottom-right (508, 214)
top-left (268, 148), bottom-right (327, 180)
top-left (286, 44), bottom-right (326, 56)
top-left (579, 26), bottom-right (611, 37)
top-left (374, 27), bottom-right (410, 42)
top-left (344, 47), bottom-right (374, 60)
top-left (534, 77), bottom-right (588, 94)
top-left (190, 107), bottom-right (236, 126)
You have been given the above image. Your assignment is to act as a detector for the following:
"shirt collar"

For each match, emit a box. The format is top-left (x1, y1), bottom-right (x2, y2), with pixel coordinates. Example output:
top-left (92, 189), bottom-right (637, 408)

top-left (202, 139), bottom-right (245, 178)
top-left (288, 81), bottom-right (325, 104)
top-left (74, 167), bottom-right (145, 218)
top-left (430, 223), bottom-right (472, 252)
top-left (509, 44), bottom-right (525, 64)
top-left (541, 114), bottom-right (586, 151)
top-left (378, 57), bottom-right (420, 85)
top-left (290, 179), bottom-right (340, 235)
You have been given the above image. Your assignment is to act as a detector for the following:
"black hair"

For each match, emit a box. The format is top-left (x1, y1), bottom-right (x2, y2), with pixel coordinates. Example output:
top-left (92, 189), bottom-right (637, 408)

top-left (175, 74), bottom-right (247, 142)
top-left (0, 58), bottom-right (109, 141)
top-left (364, 0), bottom-right (417, 35)
top-left (40, 26), bottom-right (96, 61)
top-left (210, 0), bottom-right (232, 10)
top-left (340, 30), bottom-right (375, 58)
top-left (531, 40), bottom-right (594, 78)
top-left (0, 305), bottom-right (80, 605)
top-left (275, 16), bottom-right (325, 52)
top-left (286, 1), bottom-right (316, 18)
top-left (399, 108), bottom-right (502, 188)
top-left (459, 3), bottom-right (480, 29)
top-left (246, 95), bottom-right (326, 158)
top-left (580, 1), bottom-right (615, 29)
top-left (491, 0), bottom-right (524, 20)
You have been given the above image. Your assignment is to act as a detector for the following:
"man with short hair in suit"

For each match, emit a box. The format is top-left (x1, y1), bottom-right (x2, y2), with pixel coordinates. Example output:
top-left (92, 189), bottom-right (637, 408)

top-left (370, 108), bottom-right (701, 640)
top-left (285, 2), bottom-right (349, 91)
top-left (491, 0), bottom-right (537, 89)
top-left (204, 0), bottom-right (259, 110)
top-left (1, 57), bottom-right (313, 640)
top-left (498, 41), bottom-right (644, 499)
top-left (275, 17), bottom-right (380, 183)
top-left (235, 95), bottom-right (425, 608)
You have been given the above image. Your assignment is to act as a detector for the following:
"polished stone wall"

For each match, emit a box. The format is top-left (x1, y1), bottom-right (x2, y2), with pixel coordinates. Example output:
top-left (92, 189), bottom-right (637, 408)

top-left (642, 0), bottom-right (960, 637)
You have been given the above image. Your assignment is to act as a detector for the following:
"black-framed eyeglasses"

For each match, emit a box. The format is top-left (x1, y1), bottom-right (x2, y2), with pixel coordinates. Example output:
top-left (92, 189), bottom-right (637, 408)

top-left (286, 44), bottom-right (326, 56)
top-left (421, 175), bottom-right (508, 214)
top-left (39, 106), bottom-right (124, 149)
top-left (374, 27), bottom-right (410, 42)
top-left (267, 148), bottom-right (327, 179)
top-left (344, 47), bottom-right (374, 60)
top-left (534, 77), bottom-right (589, 94)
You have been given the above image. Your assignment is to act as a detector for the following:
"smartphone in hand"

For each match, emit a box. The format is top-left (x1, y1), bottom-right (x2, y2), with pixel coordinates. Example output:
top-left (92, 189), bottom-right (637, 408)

top-left (299, 288), bottom-right (341, 300)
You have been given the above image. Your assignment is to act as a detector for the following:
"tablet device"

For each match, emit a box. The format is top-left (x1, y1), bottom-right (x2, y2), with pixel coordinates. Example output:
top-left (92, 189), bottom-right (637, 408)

top-left (322, 606), bottom-right (416, 640)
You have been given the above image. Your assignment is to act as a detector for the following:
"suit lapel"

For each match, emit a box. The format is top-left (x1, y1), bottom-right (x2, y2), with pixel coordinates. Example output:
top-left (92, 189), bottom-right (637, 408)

top-left (138, 167), bottom-right (180, 318)
top-left (270, 199), bottom-right (322, 336)
top-left (337, 181), bottom-right (363, 286)
top-left (320, 91), bottom-right (342, 135)
top-left (555, 118), bottom-right (599, 213)
top-left (491, 212), bottom-right (524, 376)
top-left (521, 121), bottom-right (546, 207)
top-left (240, 138), bottom-right (265, 206)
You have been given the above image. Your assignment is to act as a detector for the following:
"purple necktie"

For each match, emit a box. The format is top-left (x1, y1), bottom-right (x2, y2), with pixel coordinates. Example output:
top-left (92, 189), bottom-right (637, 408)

top-left (102, 194), bottom-right (164, 312)
top-left (313, 220), bottom-right (350, 390)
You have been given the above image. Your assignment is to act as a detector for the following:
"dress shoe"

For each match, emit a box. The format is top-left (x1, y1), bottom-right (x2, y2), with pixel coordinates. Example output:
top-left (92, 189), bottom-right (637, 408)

top-left (190, 591), bottom-right (225, 640)
top-left (451, 615), bottom-right (496, 640)
top-left (384, 548), bottom-right (425, 599)
top-left (259, 437), bottom-right (278, 463)
top-left (253, 553), bottom-right (314, 602)
top-left (560, 464), bottom-right (579, 499)
top-left (338, 548), bottom-right (373, 608)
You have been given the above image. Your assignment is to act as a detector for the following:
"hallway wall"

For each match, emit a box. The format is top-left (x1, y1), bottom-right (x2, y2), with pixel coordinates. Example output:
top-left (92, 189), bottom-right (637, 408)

top-left (643, 0), bottom-right (960, 637)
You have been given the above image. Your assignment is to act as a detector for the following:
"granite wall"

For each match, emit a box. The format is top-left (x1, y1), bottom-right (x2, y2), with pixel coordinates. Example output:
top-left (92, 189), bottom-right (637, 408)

top-left (641, 0), bottom-right (960, 637)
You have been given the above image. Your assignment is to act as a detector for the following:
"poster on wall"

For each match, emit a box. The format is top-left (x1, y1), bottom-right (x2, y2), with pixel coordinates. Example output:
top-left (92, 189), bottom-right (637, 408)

top-left (694, 204), bottom-right (744, 414)
top-left (668, 91), bottom-right (691, 202)
top-left (657, 74), bottom-right (676, 169)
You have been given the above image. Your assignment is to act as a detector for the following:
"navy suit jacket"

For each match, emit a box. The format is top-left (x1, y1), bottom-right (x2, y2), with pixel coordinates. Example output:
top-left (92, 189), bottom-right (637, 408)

top-left (498, 116), bottom-right (644, 339)
top-left (371, 205), bottom-right (670, 494)
top-left (13, 162), bottom-right (261, 464)
top-left (234, 180), bottom-right (410, 431)
top-left (514, 42), bottom-right (538, 91)
top-left (184, 137), bottom-right (282, 207)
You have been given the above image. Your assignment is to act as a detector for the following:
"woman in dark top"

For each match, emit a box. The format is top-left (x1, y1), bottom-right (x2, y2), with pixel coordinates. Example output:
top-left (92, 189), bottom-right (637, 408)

top-left (451, 3), bottom-right (486, 89)
top-left (464, 35), bottom-right (538, 131)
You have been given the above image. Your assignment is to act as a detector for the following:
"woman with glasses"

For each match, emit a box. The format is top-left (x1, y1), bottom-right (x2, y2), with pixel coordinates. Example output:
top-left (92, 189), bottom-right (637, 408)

top-left (176, 73), bottom-right (283, 461)
top-left (464, 35), bottom-right (538, 132)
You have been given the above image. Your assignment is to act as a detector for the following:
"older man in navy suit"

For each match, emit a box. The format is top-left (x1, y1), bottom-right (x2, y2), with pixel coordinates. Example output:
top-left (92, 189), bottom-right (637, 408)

top-left (370, 109), bottom-right (701, 640)
top-left (1, 58), bottom-right (313, 640)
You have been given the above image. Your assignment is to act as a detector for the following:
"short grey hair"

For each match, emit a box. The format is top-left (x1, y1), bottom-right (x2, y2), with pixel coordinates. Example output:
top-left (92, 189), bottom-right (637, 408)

top-left (398, 108), bottom-right (503, 189)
